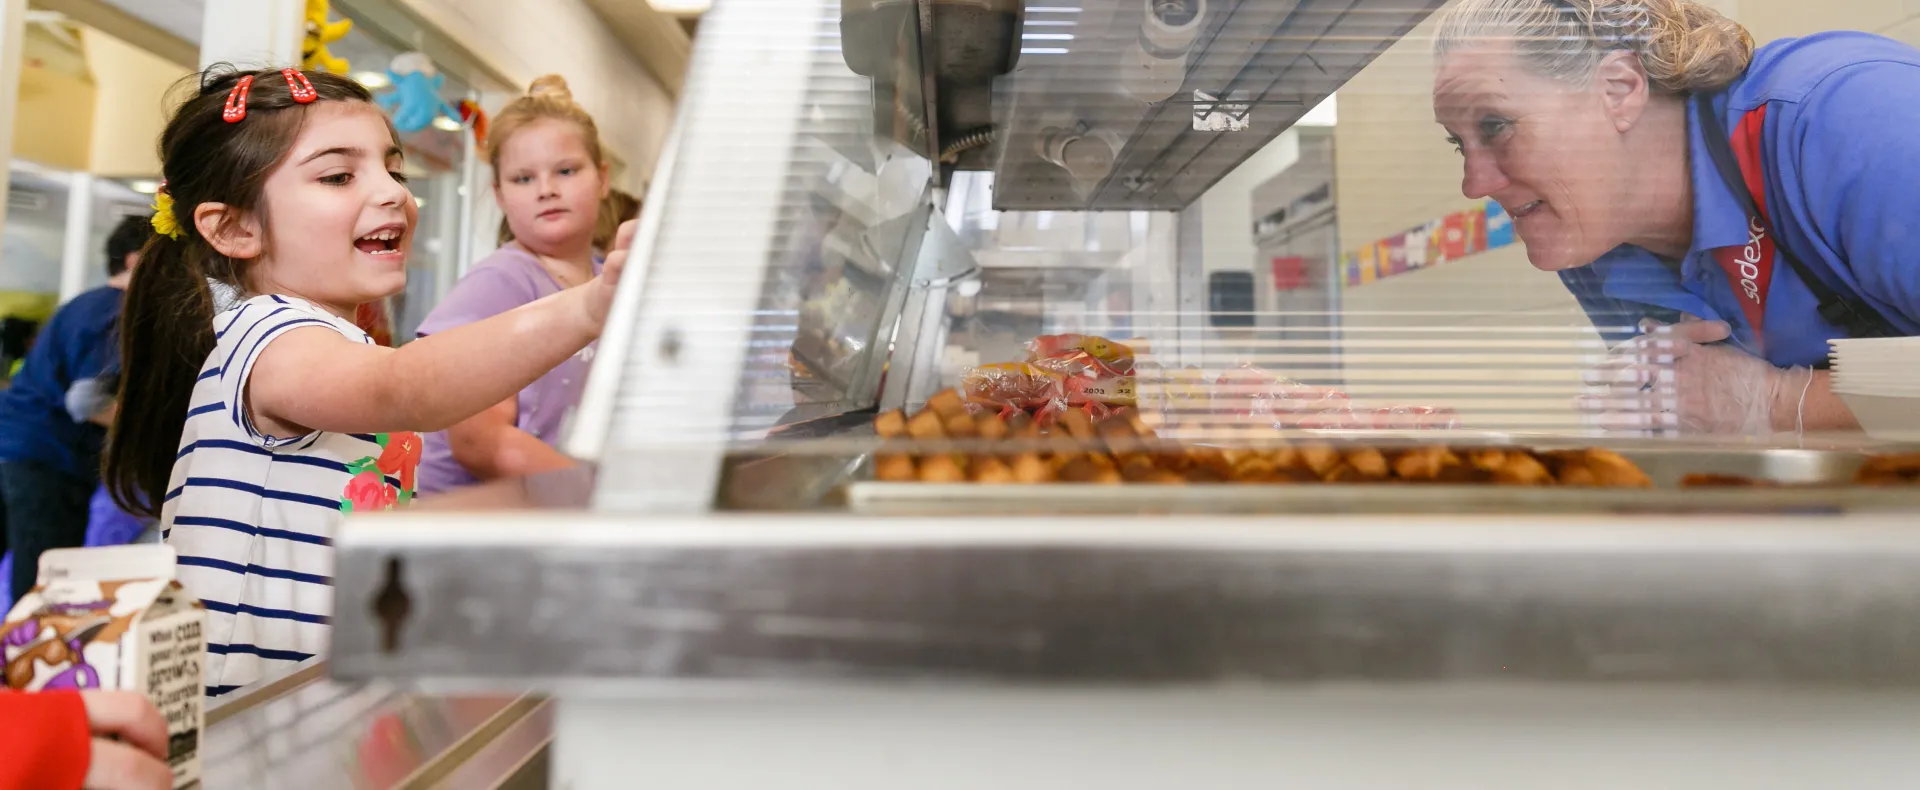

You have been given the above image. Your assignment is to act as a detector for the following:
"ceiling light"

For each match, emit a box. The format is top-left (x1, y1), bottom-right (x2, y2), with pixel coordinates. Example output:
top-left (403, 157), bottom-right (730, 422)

top-left (128, 179), bottom-right (161, 194)
top-left (432, 116), bottom-right (463, 132)
top-left (352, 71), bottom-right (391, 90)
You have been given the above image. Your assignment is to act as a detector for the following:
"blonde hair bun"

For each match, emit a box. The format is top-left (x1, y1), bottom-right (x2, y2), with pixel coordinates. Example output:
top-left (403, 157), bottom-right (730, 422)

top-left (528, 74), bottom-right (574, 102)
top-left (1646, 1), bottom-right (1753, 93)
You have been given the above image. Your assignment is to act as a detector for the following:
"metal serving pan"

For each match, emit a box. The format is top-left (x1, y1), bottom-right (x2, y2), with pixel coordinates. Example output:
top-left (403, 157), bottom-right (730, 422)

top-left (845, 447), bottom-right (1920, 516)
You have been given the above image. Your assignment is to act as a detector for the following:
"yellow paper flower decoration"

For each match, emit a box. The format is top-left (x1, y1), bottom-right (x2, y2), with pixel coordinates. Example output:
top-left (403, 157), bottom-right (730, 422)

top-left (151, 191), bottom-right (183, 239)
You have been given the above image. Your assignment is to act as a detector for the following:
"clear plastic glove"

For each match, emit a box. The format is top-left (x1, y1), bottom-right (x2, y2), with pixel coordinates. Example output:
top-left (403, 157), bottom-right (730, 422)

top-left (1580, 318), bottom-right (1814, 436)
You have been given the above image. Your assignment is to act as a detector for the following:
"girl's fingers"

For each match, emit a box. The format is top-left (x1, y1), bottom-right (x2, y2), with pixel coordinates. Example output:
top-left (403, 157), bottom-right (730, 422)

top-left (83, 738), bottom-right (173, 790)
top-left (601, 219), bottom-right (639, 287)
top-left (611, 217), bottom-right (639, 253)
top-left (81, 692), bottom-right (168, 760)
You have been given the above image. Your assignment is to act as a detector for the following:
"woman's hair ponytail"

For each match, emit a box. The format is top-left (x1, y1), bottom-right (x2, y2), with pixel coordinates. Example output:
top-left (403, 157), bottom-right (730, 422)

top-left (105, 232), bottom-right (215, 518)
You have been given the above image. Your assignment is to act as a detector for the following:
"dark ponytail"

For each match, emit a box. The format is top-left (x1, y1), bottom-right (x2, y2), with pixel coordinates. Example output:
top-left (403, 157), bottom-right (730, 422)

top-left (108, 233), bottom-right (216, 517)
top-left (104, 65), bottom-right (377, 518)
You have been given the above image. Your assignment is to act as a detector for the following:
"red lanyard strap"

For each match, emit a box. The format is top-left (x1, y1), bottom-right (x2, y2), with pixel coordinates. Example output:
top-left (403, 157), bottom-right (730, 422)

top-left (1691, 91), bottom-right (1896, 342)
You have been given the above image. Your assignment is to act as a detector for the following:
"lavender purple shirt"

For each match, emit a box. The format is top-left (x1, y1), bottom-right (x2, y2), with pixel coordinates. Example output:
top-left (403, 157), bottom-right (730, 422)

top-left (414, 245), bottom-right (599, 495)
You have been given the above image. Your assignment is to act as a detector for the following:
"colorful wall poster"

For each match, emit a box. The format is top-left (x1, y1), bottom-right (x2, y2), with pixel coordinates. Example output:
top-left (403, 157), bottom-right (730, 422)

top-left (1383, 235), bottom-right (1408, 277)
top-left (1406, 223), bottom-right (1433, 270)
top-left (1342, 199), bottom-right (1510, 288)
top-left (1440, 212), bottom-right (1468, 261)
top-left (1485, 200), bottom-right (1515, 249)
top-left (1463, 205), bottom-right (1488, 255)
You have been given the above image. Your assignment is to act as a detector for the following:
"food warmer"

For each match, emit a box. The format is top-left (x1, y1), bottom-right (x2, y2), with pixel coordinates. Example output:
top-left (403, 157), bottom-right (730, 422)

top-left (215, 0), bottom-right (1920, 786)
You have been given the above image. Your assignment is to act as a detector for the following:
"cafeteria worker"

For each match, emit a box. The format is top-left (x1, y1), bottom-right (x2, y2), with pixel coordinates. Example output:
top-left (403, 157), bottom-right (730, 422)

top-left (1431, 0), bottom-right (1920, 435)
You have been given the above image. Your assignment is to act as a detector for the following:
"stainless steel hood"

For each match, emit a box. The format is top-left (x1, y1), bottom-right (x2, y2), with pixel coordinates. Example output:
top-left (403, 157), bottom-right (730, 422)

top-left (989, 0), bottom-right (1444, 210)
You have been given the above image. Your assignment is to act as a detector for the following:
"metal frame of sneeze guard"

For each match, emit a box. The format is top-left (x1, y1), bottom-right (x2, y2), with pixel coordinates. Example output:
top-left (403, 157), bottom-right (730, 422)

top-left (572, 0), bottom-right (865, 512)
top-left (880, 201), bottom-right (982, 409)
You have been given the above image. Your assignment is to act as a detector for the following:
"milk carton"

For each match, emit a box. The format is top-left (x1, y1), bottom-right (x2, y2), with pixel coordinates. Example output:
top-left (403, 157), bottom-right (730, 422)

top-left (3, 545), bottom-right (205, 789)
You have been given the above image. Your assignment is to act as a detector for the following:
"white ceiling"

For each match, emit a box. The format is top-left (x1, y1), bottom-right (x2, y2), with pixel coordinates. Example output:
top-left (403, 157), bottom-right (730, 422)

top-left (100, 0), bottom-right (204, 44)
top-left (87, 0), bottom-right (691, 97)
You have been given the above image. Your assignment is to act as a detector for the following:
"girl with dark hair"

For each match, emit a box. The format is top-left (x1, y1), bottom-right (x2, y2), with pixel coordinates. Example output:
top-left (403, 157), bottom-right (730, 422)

top-left (102, 66), bottom-right (633, 696)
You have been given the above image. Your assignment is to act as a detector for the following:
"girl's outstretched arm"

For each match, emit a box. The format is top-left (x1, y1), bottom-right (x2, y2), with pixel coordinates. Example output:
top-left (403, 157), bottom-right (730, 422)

top-left (248, 220), bottom-right (633, 438)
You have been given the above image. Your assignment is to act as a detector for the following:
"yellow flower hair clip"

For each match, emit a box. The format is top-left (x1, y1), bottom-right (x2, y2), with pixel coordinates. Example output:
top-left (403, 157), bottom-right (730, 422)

top-left (150, 184), bottom-right (182, 240)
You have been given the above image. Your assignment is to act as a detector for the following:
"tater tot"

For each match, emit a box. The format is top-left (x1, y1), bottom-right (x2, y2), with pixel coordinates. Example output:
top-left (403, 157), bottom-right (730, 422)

top-left (874, 409), bottom-right (907, 439)
top-left (919, 454), bottom-right (967, 483)
top-left (875, 454), bottom-right (916, 481)
top-left (926, 389), bottom-right (968, 421)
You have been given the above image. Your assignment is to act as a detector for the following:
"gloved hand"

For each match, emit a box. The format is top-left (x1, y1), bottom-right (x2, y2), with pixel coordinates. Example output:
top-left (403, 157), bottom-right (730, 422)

top-left (1580, 317), bottom-right (1815, 436)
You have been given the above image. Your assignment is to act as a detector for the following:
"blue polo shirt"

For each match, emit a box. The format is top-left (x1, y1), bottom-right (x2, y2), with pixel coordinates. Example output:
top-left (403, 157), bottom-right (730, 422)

top-left (1562, 31), bottom-right (1920, 367)
top-left (0, 286), bottom-right (122, 481)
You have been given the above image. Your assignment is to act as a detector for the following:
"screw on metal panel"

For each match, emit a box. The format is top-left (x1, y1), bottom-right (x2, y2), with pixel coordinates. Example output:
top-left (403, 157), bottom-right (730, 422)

top-left (372, 556), bottom-right (412, 655)
top-left (659, 329), bottom-right (683, 363)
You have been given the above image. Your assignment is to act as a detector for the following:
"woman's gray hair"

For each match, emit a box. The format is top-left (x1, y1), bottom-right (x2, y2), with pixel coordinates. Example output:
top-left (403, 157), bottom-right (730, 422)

top-left (1434, 0), bottom-right (1755, 94)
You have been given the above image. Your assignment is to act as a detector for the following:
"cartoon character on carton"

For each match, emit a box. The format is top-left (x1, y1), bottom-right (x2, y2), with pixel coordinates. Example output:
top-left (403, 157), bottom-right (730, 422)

top-left (4, 600), bottom-right (115, 691)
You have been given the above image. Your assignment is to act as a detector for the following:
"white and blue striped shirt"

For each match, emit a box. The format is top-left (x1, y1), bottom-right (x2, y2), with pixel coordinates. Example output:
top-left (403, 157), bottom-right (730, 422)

top-left (163, 295), bottom-right (412, 697)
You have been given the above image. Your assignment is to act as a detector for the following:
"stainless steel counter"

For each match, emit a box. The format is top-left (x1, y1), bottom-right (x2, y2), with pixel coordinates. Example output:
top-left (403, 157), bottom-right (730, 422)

top-left (330, 509), bottom-right (1920, 688)
top-left (202, 660), bottom-right (550, 789)
top-left (316, 461), bottom-right (1920, 789)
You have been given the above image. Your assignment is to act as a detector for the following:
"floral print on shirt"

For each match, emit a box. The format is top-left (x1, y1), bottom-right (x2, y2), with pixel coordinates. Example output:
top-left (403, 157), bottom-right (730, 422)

top-left (340, 431), bottom-right (420, 513)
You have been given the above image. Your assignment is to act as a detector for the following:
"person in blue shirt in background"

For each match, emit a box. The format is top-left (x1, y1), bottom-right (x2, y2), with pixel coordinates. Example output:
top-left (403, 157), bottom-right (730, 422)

top-left (1432, 0), bottom-right (1919, 436)
top-left (0, 215), bottom-right (148, 601)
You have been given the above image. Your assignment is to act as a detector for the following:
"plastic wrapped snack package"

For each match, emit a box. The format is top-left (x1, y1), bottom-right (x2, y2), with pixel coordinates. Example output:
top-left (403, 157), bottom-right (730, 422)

top-left (961, 362), bottom-right (1065, 416)
top-left (1024, 334), bottom-right (1138, 415)
top-left (1131, 362), bottom-right (1208, 432)
top-left (1381, 405), bottom-right (1463, 430)
top-left (1167, 365), bottom-right (1212, 427)
top-left (1026, 334), bottom-right (1136, 377)
top-left (1214, 364), bottom-right (1350, 428)
top-left (1213, 363), bottom-right (1461, 431)
top-left (1347, 405), bottom-right (1463, 431)
top-left (1061, 374), bottom-right (1137, 413)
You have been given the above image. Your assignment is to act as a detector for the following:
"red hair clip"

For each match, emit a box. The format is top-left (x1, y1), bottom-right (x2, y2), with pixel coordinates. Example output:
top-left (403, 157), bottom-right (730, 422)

top-left (223, 75), bottom-right (254, 123)
top-left (283, 68), bottom-right (317, 104)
